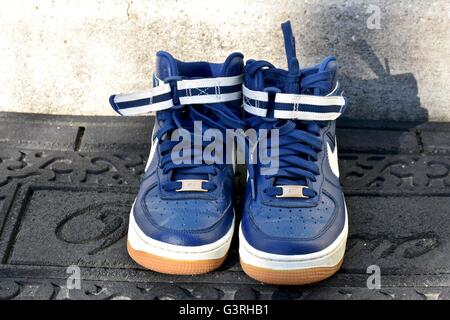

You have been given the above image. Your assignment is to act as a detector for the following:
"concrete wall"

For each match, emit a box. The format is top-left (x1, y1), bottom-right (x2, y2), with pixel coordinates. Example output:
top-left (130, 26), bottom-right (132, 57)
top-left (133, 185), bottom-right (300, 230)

top-left (0, 0), bottom-right (449, 121)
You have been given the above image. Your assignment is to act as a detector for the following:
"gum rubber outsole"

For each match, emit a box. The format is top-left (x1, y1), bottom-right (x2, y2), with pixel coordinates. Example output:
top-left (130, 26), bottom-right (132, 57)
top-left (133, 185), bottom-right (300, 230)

top-left (127, 241), bottom-right (227, 275)
top-left (240, 258), bottom-right (344, 285)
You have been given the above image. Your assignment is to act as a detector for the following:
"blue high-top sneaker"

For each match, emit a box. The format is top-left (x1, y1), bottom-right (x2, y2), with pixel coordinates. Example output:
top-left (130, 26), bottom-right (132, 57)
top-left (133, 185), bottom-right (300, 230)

top-left (239, 21), bottom-right (348, 285)
top-left (110, 51), bottom-right (245, 274)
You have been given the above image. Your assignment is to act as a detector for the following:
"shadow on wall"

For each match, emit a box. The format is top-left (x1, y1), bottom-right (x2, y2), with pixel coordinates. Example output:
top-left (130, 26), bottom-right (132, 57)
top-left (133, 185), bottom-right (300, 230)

top-left (344, 39), bottom-right (428, 123)
top-left (299, 2), bottom-right (428, 123)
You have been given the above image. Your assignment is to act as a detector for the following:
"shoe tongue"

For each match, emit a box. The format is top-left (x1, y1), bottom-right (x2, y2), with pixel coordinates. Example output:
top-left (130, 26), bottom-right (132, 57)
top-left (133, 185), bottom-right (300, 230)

top-left (155, 50), bottom-right (244, 82)
top-left (154, 51), bottom-right (244, 183)
top-left (220, 52), bottom-right (245, 77)
top-left (155, 51), bottom-right (179, 80)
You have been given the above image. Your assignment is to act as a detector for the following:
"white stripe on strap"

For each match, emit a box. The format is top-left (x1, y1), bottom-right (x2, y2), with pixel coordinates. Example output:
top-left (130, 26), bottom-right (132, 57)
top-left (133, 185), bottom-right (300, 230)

top-left (242, 85), bottom-right (269, 102)
top-left (177, 74), bottom-right (243, 90)
top-left (118, 99), bottom-right (174, 116)
top-left (274, 93), bottom-right (346, 107)
top-left (273, 110), bottom-right (342, 121)
top-left (113, 83), bottom-right (171, 103)
top-left (243, 102), bottom-right (268, 117)
top-left (273, 91), bottom-right (345, 120)
top-left (180, 91), bottom-right (242, 105)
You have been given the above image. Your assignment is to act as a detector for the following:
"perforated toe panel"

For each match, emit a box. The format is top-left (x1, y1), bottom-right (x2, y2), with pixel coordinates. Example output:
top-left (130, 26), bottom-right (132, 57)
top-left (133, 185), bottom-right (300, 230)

top-left (144, 186), bottom-right (229, 232)
top-left (250, 192), bottom-right (336, 240)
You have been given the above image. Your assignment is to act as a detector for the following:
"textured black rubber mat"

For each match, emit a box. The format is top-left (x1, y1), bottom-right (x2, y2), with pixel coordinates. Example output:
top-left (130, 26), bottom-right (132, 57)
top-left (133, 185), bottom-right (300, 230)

top-left (0, 112), bottom-right (449, 300)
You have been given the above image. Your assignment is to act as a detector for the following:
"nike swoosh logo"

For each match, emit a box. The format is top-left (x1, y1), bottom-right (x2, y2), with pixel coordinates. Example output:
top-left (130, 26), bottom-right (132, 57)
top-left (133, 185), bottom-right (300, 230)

top-left (144, 126), bottom-right (158, 172)
top-left (326, 139), bottom-right (340, 178)
top-left (145, 138), bottom-right (159, 172)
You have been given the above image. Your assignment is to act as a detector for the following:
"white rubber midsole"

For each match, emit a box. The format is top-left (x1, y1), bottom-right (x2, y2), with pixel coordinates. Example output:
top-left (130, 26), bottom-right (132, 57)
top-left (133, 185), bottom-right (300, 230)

top-left (239, 205), bottom-right (348, 270)
top-left (128, 203), bottom-right (235, 261)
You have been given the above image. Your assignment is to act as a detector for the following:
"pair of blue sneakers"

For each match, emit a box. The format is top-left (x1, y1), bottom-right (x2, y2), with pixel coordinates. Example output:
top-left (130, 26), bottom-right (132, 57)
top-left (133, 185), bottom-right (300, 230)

top-left (110, 21), bottom-right (348, 285)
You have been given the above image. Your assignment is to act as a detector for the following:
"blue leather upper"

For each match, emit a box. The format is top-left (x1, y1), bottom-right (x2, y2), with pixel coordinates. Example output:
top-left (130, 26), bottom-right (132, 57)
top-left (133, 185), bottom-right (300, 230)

top-left (241, 22), bottom-right (346, 255)
top-left (133, 51), bottom-right (244, 246)
top-left (133, 144), bottom-right (235, 246)
top-left (241, 121), bottom-right (346, 255)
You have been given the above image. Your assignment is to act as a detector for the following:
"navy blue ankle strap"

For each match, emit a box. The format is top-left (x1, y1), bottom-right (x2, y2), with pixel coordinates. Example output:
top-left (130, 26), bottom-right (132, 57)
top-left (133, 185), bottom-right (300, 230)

top-left (110, 74), bottom-right (243, 116)
top-left (243, 83), bottom-right (347, 121)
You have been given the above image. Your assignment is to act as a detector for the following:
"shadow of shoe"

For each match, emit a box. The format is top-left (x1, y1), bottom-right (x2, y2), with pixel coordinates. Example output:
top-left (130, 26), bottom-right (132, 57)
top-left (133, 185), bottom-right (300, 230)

top-left (342, 38), bottom-right (427, 123)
